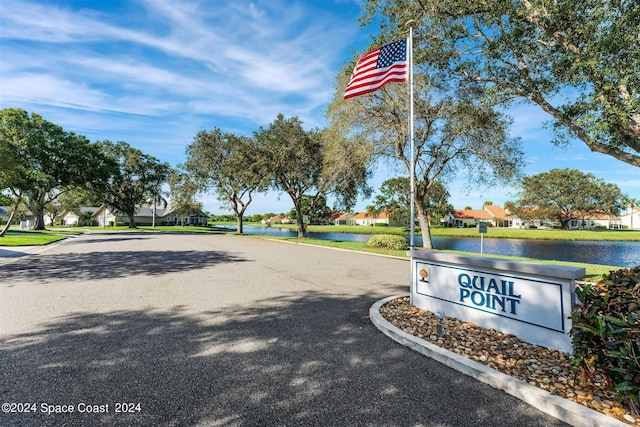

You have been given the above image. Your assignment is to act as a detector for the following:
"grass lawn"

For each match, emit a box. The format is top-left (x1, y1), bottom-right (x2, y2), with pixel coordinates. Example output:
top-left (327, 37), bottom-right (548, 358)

top-left (0, 231), bottom-right (67, 246)
top-left (0, 225), bottom-right (222, 246)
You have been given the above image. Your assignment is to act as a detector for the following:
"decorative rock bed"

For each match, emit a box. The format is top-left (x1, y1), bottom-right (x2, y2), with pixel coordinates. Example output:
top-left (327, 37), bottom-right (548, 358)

top-left (380, 296), bottom-right (637, 426)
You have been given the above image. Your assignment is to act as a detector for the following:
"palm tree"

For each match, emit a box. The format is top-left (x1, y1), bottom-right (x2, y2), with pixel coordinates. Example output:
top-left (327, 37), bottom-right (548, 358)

top-left (365, 204), bottom-right (381, 226)
top-left (148, 188), bottom-right (168, 228)
top-left (626, 195), bottom-right (638, 230)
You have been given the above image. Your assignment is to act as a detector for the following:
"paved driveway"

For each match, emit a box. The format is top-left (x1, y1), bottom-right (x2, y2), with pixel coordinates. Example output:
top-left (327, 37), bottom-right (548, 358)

top-left (0, 233), bottom-right (568, 426)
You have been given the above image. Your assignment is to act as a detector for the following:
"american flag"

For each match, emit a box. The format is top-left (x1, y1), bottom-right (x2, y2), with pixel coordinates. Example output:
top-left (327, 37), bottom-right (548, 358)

top-left (343, 38), bottom-right (408, 99)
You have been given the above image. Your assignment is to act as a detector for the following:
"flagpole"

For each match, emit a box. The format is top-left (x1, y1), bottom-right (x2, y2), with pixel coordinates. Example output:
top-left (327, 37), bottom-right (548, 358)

top-left (406, 20), bottom-right (416, 305)
top-left (406, 21), bottom-right (416, 249)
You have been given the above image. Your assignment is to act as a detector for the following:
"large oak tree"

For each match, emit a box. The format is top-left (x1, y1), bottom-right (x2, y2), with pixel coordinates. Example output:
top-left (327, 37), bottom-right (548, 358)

top-left (511, 168), bottom-right (624, 229)
top-left (328, 72), bottom-right (524, 248)
top-left (185, 128), bottom-right (267, 234)
top-left (255, 114), bottom-right (371, 237)
top-left (0, 108), bottom-right (114, 231)
top-left (360, 0), bottom-right (640, 166)
top-left (98, 141), bottom-right (170, 228)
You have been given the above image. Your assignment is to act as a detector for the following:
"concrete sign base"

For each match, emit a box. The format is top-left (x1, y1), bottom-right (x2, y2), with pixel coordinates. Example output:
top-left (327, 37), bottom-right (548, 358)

top-left (408, 250), bottom-right (585, 353)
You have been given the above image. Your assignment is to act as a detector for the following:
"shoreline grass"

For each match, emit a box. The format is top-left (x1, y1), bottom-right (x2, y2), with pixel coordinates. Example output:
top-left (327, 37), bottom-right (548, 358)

top-left (224, 222), bottom-right (640, 241)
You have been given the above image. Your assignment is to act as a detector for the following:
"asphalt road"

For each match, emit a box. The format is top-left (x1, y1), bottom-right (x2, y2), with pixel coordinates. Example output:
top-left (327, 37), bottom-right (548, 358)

top-left (0, 232), bottom-right (569, 426)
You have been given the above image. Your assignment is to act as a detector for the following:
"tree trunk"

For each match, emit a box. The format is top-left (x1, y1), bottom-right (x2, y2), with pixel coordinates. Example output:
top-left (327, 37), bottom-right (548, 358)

top-left (0, 205), bottom-right (19, 237)
top-left (415, 203), bottom-right (434, 249)
top-left (127, 212), bottom-right (137, 228)
top-left (294, 204), bottom-right (305, 238)
top-left (29, 192), bottom-right (47, 230)
top-left (236, 214), bottom-right (244, 234)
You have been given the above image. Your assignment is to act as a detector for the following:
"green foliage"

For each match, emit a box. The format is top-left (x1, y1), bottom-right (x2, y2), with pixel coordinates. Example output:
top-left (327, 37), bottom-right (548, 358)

top-left (255, 114), bottom-right (324, 237)
top-left (360, 0), bottom-right (640, 166)
top-left (570, 267), bottom-right (640, 414)
top-left (514, 168), bottom-right (624, 229)
top-left (329, 56), bottom-right (524, 249)
top-left (185, 128), bottom-right (267, 234)
top-left (1, 108), bottom-right (115, 230)
top-left (168, 168), bottom-right (203, 226)
top-left (367, 234), bottom-right (408, 250)
top-left (373, 177), bottom-right (453, 226)
top-left (98, 141), bottom-right (169, 228)
top-left (287, 194), bottom-right (332, 221)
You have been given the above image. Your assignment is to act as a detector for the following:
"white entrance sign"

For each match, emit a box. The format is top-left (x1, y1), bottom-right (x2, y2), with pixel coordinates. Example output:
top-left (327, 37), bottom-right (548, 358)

top-left (409, 250), bottom-right (585, 353)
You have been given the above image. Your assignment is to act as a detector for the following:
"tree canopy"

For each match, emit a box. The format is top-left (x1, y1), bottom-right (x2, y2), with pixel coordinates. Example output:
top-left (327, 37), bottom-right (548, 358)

top-left (0, 108), bottom-right (115, 230)
top-left (254, 115), bottom-right (325, 237)
top-left (360, 0), bottom-right (640, 166)
top-left (255, 114), bottom-right (371, 237)
top-left (185, 128), bottom-right (267, 234)
top-left (328, 69), bottom-right (524, 248)
top-left (168, 168), bottom-right (203, 227)
top-left (98, 141), bottom-right (170, 228)
top-left (373, 177), bottom-right (453, 226)
top-left (510, 168), bottom-right (624, 229)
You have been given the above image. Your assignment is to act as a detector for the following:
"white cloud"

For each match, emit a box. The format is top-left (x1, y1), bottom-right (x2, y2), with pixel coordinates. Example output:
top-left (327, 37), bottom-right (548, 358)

top-left (1, 0), bottom-right (356, 129)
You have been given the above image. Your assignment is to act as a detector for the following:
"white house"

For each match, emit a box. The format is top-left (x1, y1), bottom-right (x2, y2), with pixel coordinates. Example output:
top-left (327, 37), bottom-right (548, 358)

top-left (91, 205), bottom-right (207, 227)
top-left (351, 211), bottom-right (390, 226)
top-left (620, 207), bottom-right (640, 230)
top-left (60, 207), bottom-right (100, 226)
top-left (442, 205), bottom-right (513, 228)
top-left (332, 212), bottom-right (354, 226)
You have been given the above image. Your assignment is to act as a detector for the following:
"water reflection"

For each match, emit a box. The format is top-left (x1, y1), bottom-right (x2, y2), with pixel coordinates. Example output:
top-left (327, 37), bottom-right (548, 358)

top-left (219, 225), bottom-right (640, 267)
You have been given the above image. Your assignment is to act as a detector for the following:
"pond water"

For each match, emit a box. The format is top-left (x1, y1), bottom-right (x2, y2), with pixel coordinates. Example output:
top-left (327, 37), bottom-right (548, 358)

top-left (222, 225), bottom-right (640, 267)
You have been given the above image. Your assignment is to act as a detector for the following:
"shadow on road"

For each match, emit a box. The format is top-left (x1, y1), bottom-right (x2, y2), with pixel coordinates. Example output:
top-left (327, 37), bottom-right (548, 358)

top-left (1, 249), bottom-right (247, 282)
top-left (0, 291), bottom-right (567, 426)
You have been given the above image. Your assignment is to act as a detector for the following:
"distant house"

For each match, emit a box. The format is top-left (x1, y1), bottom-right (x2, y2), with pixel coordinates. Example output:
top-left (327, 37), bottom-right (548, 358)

top-left (1, 206), bottom-right (34, 227)
top-left (57, 207), bottom-right (100, 226)
top-left (351, 211), bottom-right (390, 226)
top-left (444, 208), bottom-right (493, 228)
top-left (567, 212), bottom-right (622, 230)
top-left (92, 206), bottom-right (118, 227)
top-left (483, 205), bottom-right (513, 227)
top-left (332, 212), bottom-right (354, 226)
top-left (442, 205), bottom-right (514, 228)
top-left (620, 207), bottom-right (640, 230)
top-left (262, 215), bottom-right (291, 225)
top-left (91, 205), bottom-right (207, 227)
top-left (509, 209), bottom-right (622, 229)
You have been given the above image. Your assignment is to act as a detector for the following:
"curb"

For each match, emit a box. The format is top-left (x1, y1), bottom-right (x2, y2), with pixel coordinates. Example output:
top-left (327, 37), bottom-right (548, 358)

top-left (370, 295), bottom-right (628, 427)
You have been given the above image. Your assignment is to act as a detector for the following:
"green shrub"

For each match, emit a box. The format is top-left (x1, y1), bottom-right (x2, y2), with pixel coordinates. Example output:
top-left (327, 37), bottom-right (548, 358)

top-left (367, 234), bottom-right (407, 250)
top-left (570, 266), bottom-right (640, 415)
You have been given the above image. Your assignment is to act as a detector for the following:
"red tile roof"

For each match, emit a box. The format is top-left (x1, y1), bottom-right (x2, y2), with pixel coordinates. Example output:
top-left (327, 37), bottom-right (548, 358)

top-left (352, 211), bottom-right (389, 219)
top-left (453, 209), bottom-right (493, 220)
top-left (483, 205), bottom-right (511, 218)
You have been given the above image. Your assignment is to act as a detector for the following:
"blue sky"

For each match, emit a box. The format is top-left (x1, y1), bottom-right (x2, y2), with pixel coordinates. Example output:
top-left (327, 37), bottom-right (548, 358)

top-left (1, 0), bottom-right (638, 215)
